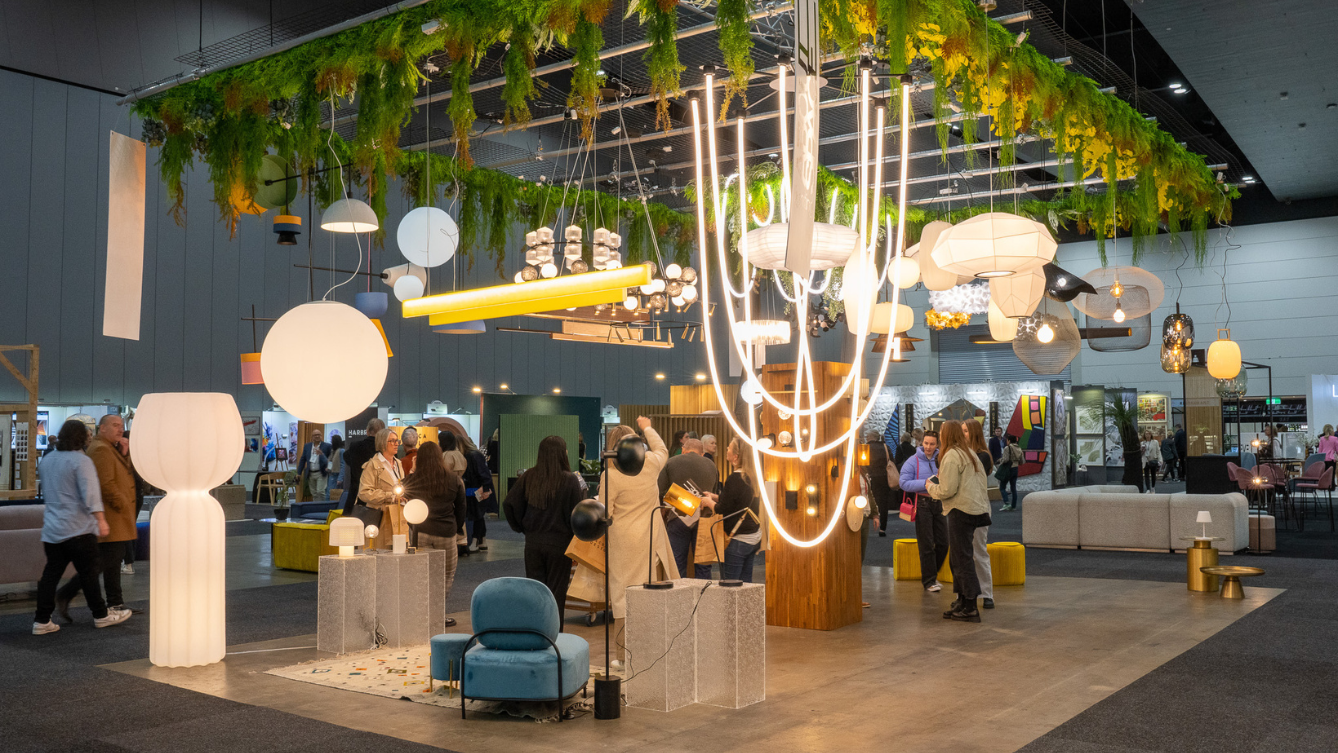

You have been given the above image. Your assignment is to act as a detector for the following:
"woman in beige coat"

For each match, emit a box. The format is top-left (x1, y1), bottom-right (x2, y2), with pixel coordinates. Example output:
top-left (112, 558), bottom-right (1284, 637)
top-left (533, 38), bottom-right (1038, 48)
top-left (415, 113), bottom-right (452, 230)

top-left (602, 417), bottom-right (679, 643)
top-left (926, 420), bottom-right (991, 623)
top-left (358, 428), bottom-right (406, 550)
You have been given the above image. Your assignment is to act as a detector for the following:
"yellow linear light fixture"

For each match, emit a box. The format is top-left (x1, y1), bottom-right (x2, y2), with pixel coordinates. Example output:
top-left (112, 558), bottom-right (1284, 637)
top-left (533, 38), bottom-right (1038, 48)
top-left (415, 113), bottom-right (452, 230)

top-left (404, 264), bottom-right (654, 325)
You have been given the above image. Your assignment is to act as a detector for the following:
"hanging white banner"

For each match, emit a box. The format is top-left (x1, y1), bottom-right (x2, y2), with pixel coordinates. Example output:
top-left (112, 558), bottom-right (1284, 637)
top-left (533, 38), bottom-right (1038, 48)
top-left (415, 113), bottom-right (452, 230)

top-left (784, 0), bottom-right (821, 277)
top-left (104, 131), bottom-right (146, 340)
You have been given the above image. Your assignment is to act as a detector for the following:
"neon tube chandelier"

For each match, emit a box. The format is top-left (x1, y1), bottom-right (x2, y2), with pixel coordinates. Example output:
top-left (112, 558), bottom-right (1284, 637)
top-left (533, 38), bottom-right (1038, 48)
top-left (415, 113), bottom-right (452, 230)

top-left (690, 50), bottom-right (914, 547)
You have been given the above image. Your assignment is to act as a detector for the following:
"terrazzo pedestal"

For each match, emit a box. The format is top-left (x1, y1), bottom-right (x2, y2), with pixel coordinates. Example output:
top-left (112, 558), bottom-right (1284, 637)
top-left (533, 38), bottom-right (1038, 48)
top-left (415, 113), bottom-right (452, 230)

top-left (423, 548), bottom-right (448, 634)
top-left (374, 550), bottom-right (431, 648)
top-left (316, 554), bottom-right (377, 655)
top-left (625, 579), bottom-right (707, 712)
top-left (696, 582), bottom-right (766, 708)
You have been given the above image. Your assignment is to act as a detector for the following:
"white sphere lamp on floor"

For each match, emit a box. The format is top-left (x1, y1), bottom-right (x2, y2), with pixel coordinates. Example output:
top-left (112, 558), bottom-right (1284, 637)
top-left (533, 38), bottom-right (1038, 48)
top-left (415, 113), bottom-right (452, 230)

top-left (133, 393), bottom-right (244, 668)
top-left (261, 301), bottom-right (388, 423)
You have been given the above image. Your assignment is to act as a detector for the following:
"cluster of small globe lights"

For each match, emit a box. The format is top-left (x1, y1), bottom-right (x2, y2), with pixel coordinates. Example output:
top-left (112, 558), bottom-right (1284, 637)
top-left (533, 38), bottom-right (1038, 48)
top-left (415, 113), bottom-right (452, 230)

top-left (515, 225), bottom-right (627, 283)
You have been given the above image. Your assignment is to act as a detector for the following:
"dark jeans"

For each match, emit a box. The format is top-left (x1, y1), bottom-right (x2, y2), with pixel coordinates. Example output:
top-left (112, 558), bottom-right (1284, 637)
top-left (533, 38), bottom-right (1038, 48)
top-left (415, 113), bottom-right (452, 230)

top-left (665, 516), bottom-right (697, 579)
top-left (36, 534), bottom-right (108, 622)
top-left (466, 496), bottom-right (488, 544)
top-left (914, 495), bottom-right (948, 588)
top-left (57, 540), bottom-right (129, 608)
top-left (1144, 461), bottom-right (1160, 491)
top-left (524, 543), bottom-right (574, 628)
top-left (869, 475), bottom-right (893, 531)
top-left (722, 539), bottom-right (759, 583)
top-left (999, 470), bottom-right (1018, 507)
top-left (947, 509), bottom-right (988, 601)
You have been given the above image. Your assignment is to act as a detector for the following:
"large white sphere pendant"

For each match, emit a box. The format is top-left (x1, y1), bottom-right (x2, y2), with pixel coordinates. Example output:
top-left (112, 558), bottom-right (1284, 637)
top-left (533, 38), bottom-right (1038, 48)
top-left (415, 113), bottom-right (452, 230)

top-left (261, 301), bottom-right (388, 423)
top-left (397, 206), bottom-right (459, 268)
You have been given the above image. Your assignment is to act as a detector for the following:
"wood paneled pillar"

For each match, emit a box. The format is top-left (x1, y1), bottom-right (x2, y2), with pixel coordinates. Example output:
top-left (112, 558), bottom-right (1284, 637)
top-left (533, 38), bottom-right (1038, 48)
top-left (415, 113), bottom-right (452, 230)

top-left (759, 361), bottom-right (863, 631)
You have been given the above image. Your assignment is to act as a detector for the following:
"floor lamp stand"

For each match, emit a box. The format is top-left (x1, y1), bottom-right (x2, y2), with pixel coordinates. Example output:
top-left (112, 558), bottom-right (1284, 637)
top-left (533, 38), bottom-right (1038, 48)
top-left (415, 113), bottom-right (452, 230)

top-left (593, 453), bottom-right (621, 720)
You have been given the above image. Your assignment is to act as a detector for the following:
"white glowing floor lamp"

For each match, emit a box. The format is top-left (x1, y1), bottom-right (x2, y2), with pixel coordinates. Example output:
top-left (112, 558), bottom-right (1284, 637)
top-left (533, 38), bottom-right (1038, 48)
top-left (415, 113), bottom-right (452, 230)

top-left (133, 393), bottom-right (244, 667)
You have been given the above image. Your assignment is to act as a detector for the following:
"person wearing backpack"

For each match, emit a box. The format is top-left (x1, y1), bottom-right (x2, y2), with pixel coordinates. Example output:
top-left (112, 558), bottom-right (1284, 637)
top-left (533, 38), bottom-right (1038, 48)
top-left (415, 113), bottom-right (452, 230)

top-left (996, 435), bottom-right (1024, 511)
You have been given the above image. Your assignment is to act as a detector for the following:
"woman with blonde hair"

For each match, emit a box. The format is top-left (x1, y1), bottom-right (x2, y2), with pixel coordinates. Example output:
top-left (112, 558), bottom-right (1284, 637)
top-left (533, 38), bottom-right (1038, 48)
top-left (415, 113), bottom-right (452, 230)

top-left (962, 421), bottom-right (997, 609)
top-left (357, 428), bottom-right (405, 550)
top-left (1141, 429), bottom-right (1161, 493)
top-left (926, 420), bottom-right (990, 622)
top-left (1318, 424), bottom-right (1338, 474)
top-left (703, 437), bottom-right (762, 582)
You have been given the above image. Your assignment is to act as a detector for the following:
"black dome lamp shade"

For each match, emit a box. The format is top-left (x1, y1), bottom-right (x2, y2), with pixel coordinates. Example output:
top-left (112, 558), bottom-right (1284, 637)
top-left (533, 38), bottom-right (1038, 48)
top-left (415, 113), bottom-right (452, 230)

top-left (1043, 263), bottom-right (1097, 302)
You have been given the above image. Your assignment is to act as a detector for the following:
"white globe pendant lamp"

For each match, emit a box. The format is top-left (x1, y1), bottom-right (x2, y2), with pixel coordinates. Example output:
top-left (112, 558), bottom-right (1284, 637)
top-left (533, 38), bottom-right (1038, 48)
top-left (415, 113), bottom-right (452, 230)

top-left (988, 299), bottom-right (1019, 341)
top-left (321, 198), bottom-right (379, 234)
top-left (908, 221), bottom-right (958, 291)
top-left (1207, 328), bottom-right (1242, 379)
top-left (988, 268), bottom-right (1047, 318)
top-left (261, 301), bottom-right (388, 423)
top-left (393, 273), bottom-right (425, 301)
top-left (891, 254), bottom-right (920, 289)
top-left (930, 212), bottom-right (1056, 279)
top-left (396, 206), bottom-right (458, 268)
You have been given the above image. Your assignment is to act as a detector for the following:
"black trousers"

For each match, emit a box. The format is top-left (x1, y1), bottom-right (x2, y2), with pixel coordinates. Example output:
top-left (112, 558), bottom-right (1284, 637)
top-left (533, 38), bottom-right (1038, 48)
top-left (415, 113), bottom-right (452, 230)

top-left (914, 495), bottom-right (948, 588)
top-left (947, 509), bottom-right (988, 600)
top-left (36, 534), bottom-right (107, 623)
top-left (467, 496), bottom-right (488, 543)
top-left (869, 476), bottom-right (893, 531)
top-left (524, 543), bottom-right (574, 629)
top-left (1144, 461), bottom-right (1159, 491)
top-left (57, 540), bottom-right (129, 608)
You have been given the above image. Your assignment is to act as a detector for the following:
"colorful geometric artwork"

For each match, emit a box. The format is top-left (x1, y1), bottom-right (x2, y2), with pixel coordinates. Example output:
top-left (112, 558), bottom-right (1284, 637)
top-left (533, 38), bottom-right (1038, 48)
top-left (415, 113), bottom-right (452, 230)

top-left (883, 406), bottom-right (900, 447)
top-left (1005, 394), bottom-right (1048, 477)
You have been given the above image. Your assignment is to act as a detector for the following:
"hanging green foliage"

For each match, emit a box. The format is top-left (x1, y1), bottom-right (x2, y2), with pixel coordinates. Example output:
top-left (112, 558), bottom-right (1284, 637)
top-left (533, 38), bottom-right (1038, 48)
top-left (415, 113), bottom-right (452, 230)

top-left (630, 0), bottom-right (685, 131)
top-left (715, 0), bottom-right (754, 117)
top-left (501, 25), bottom-right (540, 127)
top-left (567, 18), bottom-right (605, 142)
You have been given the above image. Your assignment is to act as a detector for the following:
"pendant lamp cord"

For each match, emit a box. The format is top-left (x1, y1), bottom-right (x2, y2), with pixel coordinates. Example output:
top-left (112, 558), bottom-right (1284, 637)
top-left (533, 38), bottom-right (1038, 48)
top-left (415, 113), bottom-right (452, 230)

top-left (322, 89), bottom-right (363, 300)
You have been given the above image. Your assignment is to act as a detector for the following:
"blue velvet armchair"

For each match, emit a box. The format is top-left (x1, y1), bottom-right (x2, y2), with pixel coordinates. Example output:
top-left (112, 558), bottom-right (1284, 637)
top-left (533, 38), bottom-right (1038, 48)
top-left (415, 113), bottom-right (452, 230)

top-left (430, 577), bottom-right (589, 720)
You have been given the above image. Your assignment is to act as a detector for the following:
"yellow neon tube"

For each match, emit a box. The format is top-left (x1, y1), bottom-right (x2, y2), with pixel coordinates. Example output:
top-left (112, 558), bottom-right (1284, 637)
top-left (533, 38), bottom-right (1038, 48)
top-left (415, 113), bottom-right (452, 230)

top-left (403, 264), bottom-right (653, 320)
top-left (426, 288), bottom-right (628, 325)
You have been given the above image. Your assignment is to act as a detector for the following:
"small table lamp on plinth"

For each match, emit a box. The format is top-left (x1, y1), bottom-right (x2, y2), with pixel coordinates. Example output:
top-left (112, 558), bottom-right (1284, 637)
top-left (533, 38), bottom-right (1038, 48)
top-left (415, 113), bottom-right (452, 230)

top-left (1197, 510), bottom-right (1212, 539)
top-left (329, 517), bottom-right (365, 557)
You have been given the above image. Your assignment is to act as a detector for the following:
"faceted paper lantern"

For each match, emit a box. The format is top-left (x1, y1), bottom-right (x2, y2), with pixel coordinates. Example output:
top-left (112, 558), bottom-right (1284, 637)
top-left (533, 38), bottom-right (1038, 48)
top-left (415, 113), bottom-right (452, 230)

top-left (1163, 313), bottom-right (1195, 349)
top-left (1161, 344), bottom-right (1190, 374)
top-left (1013, 299), bottom-right (1080, 375)
top-left (908, 220), bottom-right (958, 290)
top-left (261, 301), bottom-right (388, 423)
top-left (988, 269), bottom-right (1046, 318)
top-left (1043, 263), bottom-right (1097, 302)
top-left (988, 299), bottom-right (1018, 342)
top-left (397, 206), bottom-right (459, 268)
top-left (1087, 313), bottom-right (1151, 352)
top-left (743, 222), bottom-right (857, 270)
top-left (869, 303), bottom-right (914, 335)
top-left (133, 393), bottom-right (244, 668)
top-left (321, 198), bottom-right (379, 233)
top-left (1207, 328), bottom-right (1242, 379)
top-left (1074, 266), bottom-right (1164, 319)
top-left (930, 212), bottom-right (1057, 279)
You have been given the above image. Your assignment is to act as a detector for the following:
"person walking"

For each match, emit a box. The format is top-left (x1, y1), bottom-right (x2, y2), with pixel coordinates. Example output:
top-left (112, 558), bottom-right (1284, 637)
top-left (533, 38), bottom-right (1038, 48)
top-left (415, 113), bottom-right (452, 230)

top-left (341, 418), bottom-right (384, 515)
top-left (963, 421), bottom-right (997, 609)
top-left (53, 415), bottom-right (140, 622)
top-left (988, 426), bottom-right (1004, 466)
top-left (402, 441), bottom-right (464, 629)
top-left (1174, 424), bottom-right (1188, 480)
top-left (900, 430), bottom-right (944, 592)
top-left (702, 437), bottom-right (761, 583)
top-left (297, 431), bottom-right (331, 501)
top-left (356, 428), bottom-right (405, 549)
top-left (864, 432), bottom-right (894, 537)
top-left (657, 437), bottom-right (720, 579)
top-left (504, 435), bottom-right (585, 627)
top-left (1141, 430), bottom-right (1162, 493)
top-left (459, 432), bottom-right (495, 553)
top-left (1160, 432), bottom-right (1178, 481)
top-left (327, 435), bottom-right (345, 500)
top-left (33, 419), bottom-right (131, 634)
top-left (997, 435), bottom-right (1023, 510)
top-left (926, 420), bottom-right (991, 623)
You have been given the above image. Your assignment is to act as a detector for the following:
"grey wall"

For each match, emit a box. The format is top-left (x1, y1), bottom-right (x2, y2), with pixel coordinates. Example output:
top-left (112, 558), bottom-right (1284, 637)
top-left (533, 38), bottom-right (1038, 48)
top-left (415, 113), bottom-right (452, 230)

top-left (0, 68), bottom-right (717, 413)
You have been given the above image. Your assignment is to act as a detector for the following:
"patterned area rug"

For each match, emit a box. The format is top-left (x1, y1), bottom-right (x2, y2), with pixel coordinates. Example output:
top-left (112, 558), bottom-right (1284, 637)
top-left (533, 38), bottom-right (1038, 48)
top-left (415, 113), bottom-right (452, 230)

top-left (265, 645), bottom-right (596, 722)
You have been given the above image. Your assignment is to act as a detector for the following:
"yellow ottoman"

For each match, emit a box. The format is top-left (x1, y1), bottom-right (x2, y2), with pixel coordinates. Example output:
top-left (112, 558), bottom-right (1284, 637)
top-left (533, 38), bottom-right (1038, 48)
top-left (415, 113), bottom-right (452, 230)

top-left (271, 510), bottom-right (342, 572)
top-left (893, 538), bottom-right (953, 583)
top-left (987, 541), bottom-right (1026, 586)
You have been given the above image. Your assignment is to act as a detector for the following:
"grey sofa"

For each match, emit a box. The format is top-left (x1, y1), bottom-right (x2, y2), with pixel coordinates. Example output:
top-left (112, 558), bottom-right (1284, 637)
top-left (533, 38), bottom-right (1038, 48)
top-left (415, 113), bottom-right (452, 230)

top-left (0, 505), bottom-right (72, 585)
top-left (1022, 485), bottom-right (1250, 553)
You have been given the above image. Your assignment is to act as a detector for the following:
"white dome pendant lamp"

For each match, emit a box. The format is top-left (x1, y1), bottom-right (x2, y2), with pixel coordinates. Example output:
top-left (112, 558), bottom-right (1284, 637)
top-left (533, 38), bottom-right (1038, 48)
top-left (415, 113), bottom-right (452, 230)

top-left (1207, 328), bottom-right (1242, 379)
top-left (321, 197), bottom-right (379, 234)
top-left (930, 213), bottom-right (1056, 279)
top-left (261, 301), bottom-right (388, 423)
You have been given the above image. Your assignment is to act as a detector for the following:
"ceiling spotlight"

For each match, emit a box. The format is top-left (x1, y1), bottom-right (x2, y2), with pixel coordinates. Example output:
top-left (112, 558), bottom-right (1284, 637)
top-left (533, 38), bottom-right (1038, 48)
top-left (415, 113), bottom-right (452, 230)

top-left (1173, 87), bottom-right (1189, 94)
top-left (1243, 175), bottom-right (1256, 182)
top-left (662, 145), bottom-right (672, 153)
top-left (611, 126), bottom-right (622, 135)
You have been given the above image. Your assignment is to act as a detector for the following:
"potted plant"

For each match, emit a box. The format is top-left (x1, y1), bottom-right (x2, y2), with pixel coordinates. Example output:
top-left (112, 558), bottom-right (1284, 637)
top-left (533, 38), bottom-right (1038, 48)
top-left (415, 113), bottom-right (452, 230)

top-left (1106, 399), bottom-right (1144, 490)
top-left (273, 471), bottom-right (298, 521)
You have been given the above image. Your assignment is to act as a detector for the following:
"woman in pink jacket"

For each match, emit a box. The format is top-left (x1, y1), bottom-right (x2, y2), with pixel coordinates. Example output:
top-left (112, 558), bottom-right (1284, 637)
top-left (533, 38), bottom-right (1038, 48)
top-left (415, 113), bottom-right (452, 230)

top-left (1317, 425), bottom-right (1338, 474)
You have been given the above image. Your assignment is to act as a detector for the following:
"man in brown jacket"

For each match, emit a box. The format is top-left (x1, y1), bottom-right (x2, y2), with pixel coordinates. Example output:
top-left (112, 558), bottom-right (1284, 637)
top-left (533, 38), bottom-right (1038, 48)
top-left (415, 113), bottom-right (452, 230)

top-left (55, 414), bottom-right (140, 621)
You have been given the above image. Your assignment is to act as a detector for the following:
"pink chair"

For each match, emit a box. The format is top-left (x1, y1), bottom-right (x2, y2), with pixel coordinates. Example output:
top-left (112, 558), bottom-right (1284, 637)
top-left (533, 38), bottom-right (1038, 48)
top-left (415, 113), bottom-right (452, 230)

top-left (1294, 467), bottom-right (1335, 532)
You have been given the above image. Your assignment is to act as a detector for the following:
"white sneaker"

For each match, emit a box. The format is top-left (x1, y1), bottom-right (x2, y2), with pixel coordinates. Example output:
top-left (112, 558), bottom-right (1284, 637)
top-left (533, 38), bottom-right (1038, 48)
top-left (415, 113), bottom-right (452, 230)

top-left (94, 608), bottom-right (132, 628)
top-left (32, 621), bottom-right (60, 635)
top-left (926, 583), bottom-right (942, 592)
top-left (121, 563), bottom-right (134, 575)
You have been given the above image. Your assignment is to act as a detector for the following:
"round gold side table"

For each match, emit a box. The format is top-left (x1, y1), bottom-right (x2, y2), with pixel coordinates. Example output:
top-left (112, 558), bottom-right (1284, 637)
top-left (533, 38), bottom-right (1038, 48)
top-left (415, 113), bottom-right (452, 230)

top-left (1180, 537), bottom-right (1224, 592)
top-left (1199, 566), bottom-right (1266, 599)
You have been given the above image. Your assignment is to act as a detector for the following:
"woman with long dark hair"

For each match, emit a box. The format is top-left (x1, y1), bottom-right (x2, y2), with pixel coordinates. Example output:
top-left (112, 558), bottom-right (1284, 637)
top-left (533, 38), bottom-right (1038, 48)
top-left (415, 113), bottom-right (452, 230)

top-left (504, 435), bottom-right (584, 624)
top-left (403, 441), bottom-right (465, 628)
top-left (926, 420), bottom-right (991, 623)
top-left (458, 432), bottom-right (495, 553)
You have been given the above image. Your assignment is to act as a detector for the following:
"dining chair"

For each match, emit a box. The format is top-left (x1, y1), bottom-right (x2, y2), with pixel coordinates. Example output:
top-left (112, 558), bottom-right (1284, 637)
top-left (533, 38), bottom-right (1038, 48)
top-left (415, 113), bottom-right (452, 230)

top-left (1294, 467), bottom-right (1335, 532)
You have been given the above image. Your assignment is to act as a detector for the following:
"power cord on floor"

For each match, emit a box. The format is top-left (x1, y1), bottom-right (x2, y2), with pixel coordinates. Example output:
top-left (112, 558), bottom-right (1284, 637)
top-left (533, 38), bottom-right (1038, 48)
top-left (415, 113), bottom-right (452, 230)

top-left (617, 582), bottom-right (714, 696)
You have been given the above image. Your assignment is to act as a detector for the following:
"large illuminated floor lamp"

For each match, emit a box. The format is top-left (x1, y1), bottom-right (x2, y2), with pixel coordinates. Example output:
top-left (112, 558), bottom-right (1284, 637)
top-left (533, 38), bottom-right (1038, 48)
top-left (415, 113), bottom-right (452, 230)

top-left (132, 393), bottom-right (244, 668)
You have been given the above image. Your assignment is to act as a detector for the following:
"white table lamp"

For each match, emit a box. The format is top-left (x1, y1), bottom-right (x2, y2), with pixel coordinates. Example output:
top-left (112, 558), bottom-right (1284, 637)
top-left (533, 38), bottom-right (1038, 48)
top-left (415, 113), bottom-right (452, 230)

top-left (1197, 510), bottom-right (1212, 539)
top-left (329, 517), bottom-right (365, 557)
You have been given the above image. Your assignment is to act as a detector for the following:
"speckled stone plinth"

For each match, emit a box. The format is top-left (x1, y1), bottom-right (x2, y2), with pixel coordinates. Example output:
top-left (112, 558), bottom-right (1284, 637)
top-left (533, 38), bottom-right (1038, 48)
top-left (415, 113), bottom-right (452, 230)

top-left (625, 579), bottom-right (707, 712)
top-left (373, 551), bottom-right (430, 648)
top-left (422, 548), bottom-right (447, 634)
top-left (316, 554), bottom-right (377, 655)
top-left (696, 582), bottom-right (766, 708)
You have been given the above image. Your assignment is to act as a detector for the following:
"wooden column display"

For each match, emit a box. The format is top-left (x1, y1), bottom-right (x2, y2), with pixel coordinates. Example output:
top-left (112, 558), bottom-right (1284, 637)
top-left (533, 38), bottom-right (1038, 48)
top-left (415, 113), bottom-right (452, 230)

top-left (0, 345), bottom-right (39, 499)
top-left (759, 361), bottom-right (863, 631)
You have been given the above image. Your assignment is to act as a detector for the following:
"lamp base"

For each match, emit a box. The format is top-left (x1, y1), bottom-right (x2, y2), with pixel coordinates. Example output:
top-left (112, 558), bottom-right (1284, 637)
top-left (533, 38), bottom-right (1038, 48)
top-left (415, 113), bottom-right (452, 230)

top-left (719, 579), bottom-right (744, 588)
top-left (643, 581), bottom-right (674, 590)
top-left (594, 676), bottom-right (621, 719)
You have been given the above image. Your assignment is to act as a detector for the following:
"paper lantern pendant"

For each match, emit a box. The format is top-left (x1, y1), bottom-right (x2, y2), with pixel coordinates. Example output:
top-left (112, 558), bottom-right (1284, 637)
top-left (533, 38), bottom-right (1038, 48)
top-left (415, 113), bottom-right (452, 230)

top-left (987, 299), bottom-right (1018, 342)
top-left (1207, 328), bottom-right (1242, 379)
top-left (260, 301), bottom-right (388, 423)
top-left (930, 213), bottom-right (1057, 279)
top-left (988, 269), bottom-right (1046, 318)
top-left (239, 353), bottom-right (263, 385)
top-left (909, 221), bottom-right (958, 291)
top-left (869, 303), bottom-right (914, 334)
